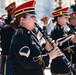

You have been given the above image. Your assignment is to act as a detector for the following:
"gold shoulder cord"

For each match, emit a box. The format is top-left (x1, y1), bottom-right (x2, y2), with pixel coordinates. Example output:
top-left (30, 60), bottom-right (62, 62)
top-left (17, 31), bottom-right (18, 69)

top-left (63, 41), bottom-right (74, 54)
top-left (33, 56), bottom-right (45, 67)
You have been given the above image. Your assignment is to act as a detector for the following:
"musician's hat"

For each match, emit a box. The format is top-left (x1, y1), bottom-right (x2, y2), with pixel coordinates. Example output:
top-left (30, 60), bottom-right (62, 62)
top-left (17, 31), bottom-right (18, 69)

top-left (12, 1), bottom-right (36, 17)
top-left (5, 2), bottom-right (16, 11)
top-left (41, 16), bottom-right (48, 25)
top-left (69, 11), bottom-right (76, 18)
top-left (52, 7), bottom-right (69, 17)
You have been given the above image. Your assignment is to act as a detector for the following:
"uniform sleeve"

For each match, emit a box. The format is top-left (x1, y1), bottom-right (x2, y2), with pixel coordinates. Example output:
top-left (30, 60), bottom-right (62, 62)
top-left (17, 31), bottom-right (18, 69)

top-left (50, 28), bottom-right (59, 40)
top-left (12, 32), bottom-right (50, 69)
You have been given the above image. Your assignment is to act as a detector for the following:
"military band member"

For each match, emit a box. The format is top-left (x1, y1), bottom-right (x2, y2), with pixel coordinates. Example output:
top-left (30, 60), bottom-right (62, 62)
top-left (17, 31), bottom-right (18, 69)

top-left (4, 2), bottom-right (16, 25)
top-left (1, 2), bottom-right (16, 75)
top-left (9, 1), bottom-right (64, 75)
top-left (50, 7), bottom-right (72, 75)
top-left (68, 11), bottom-right (76, 73)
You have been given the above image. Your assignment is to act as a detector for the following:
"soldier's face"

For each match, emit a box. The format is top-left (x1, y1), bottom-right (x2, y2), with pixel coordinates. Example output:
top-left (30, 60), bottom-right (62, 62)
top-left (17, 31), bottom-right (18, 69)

top-left (58, 16), bottom-right (68, 26)
top-left (20, 14), bottom-right (36, 30)
top-left (70, 17), bottom-right (76, 26)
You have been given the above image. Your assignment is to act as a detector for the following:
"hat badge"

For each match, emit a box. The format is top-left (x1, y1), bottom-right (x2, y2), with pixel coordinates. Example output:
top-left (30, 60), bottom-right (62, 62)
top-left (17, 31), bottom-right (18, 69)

top-left (60, 12), bottom-right (62, 15)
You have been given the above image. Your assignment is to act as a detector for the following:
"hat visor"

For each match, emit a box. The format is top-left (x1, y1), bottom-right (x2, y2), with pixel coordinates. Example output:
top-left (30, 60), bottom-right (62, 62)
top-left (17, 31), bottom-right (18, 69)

top-left (26, 11), bottom-right (36, 16)
top-left (64, 14), bottom-right (70, 18)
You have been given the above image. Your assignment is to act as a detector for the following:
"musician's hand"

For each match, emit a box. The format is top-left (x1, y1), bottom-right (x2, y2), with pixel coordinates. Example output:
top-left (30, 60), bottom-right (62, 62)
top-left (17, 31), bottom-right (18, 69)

top-left (71, 35), bottom-right (76, 43)
top-left (48, 47), bottom-right (64, 60)
top-left (45, 40), bottom-right (56, 51)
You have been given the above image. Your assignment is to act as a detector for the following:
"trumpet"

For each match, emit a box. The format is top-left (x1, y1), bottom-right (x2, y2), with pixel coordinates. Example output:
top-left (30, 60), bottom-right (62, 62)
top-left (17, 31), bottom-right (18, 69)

top-left (56, 34), bottom-right (75, 46)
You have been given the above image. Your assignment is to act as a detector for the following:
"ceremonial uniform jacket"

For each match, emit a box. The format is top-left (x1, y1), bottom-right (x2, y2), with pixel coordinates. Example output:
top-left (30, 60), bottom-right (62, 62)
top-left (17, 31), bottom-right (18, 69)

top-left (1, 15), bottom-right (15, 55)
top-left (50, 23), bottom-right (70, 74)
top-left (1, 25), bottom-right (15, 55)
top-left (5, 15), bottom-right (12, 25)
top-left (9, 26), bottom-right (49, 75)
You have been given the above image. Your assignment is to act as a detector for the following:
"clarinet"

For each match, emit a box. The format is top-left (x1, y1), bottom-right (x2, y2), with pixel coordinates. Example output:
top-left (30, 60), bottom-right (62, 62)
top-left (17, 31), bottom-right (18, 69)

top-left (35, 22), bottom-right (76, 75)
top-left (67, 23), bottom-right (76, 35)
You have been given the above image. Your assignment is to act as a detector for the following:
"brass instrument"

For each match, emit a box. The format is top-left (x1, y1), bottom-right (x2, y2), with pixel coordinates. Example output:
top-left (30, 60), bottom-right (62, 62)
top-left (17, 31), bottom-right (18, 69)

top-left (47, 18), bottom-right (52, 26)
top-left (56, 34), bottom-right (74, 46)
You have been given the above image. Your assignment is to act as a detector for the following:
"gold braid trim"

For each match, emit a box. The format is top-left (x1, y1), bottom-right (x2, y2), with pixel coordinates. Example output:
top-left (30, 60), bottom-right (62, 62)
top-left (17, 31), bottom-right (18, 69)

top-left (33, 56), bottom-right (45, 67)
top-left (63, 46), bottom-right (74, 54)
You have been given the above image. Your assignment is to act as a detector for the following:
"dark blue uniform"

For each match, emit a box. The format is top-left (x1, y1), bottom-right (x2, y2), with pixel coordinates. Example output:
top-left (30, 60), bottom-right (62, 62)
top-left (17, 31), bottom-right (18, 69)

top-left (1, 23), bottom-right (15, 75)
top-left (5, 15), bottom-right (12, 25)
top-left (9, 26), bottom-right (49, 75)
top-left (50, 23), bottom-right (70, 74)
